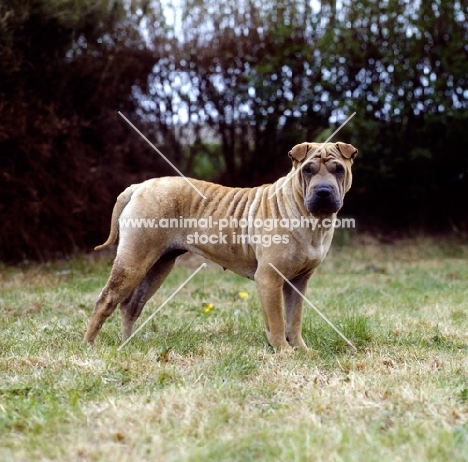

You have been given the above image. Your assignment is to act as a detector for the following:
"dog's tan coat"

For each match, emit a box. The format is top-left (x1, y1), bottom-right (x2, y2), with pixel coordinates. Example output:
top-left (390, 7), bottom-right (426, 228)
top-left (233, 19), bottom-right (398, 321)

top-left (84, 142), bottom-right (357, 349)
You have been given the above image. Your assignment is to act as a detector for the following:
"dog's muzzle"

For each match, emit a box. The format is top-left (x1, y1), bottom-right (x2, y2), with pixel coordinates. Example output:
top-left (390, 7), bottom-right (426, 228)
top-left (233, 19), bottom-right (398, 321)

top-left (305, 185), bottom-right (342, 215)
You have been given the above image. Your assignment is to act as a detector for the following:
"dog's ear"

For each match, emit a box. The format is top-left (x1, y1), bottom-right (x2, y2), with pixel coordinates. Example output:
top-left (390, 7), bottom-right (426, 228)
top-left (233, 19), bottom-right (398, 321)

top-left (336, 142), bottom-right (358, 160)
top-left (288, 143), bottom-right (309, 162)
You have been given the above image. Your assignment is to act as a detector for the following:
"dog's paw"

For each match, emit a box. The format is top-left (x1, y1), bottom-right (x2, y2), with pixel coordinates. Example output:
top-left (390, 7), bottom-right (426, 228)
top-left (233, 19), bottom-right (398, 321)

top-left (266, 332), bottom-right (291, 350)
top-left (82, 335), bottom-right (95, 346)
top-left (286, 334), bottom-right (309, 350)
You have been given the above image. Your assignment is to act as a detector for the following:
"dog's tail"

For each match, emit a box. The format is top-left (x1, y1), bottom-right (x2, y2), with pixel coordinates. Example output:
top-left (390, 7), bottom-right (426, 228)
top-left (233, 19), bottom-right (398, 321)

top-left (94, 184), bottom-right (140, 251)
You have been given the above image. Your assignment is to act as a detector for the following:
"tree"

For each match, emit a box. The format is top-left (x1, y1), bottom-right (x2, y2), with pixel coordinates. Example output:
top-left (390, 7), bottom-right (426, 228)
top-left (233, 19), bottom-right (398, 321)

top-left (326, 0), bottom-right (468, 226)
top-left (144, 0), bottom-right (467, 227)
top-left (140, 0), bottom-right (334, 186)
top-left (2, 0), bottom-right (467, 261)
top-left (0, 0), bottom-right (169, 260)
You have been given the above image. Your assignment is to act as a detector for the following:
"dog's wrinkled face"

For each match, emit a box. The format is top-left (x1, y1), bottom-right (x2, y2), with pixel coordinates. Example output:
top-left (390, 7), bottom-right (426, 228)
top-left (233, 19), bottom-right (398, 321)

top-left (289, 142), bottom-right (358, 216)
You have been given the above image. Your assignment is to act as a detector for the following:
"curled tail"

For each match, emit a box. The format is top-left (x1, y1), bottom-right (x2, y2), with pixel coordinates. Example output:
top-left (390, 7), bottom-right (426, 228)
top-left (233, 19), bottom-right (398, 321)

top-left (95, 184), bottom-right (140, 251)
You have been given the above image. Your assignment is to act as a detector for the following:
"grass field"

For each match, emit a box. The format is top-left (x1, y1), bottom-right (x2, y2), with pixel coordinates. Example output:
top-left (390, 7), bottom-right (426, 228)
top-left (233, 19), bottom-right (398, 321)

top-left (1, 235), bottom-right (468, 461)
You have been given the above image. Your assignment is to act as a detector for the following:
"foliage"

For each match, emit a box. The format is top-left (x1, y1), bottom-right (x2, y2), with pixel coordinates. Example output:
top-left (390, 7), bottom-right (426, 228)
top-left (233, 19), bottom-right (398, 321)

top-left (1, 0), bottom-right (467, 261)
top-left (0, 0), bottom-right (170, 261)
top-left (142, 0), bottom-right (333, 186)
top-left (329, 0), bottom-right (468, 227)
top-left (141, 0), bottom-right (468, 226)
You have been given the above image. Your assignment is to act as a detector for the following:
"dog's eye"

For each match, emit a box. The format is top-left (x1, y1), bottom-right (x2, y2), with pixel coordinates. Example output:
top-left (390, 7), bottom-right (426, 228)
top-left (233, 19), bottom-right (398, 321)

top-left (335, 164), bottom-right (345, 175)
top-left (303, 166), bottom-right (313, 177)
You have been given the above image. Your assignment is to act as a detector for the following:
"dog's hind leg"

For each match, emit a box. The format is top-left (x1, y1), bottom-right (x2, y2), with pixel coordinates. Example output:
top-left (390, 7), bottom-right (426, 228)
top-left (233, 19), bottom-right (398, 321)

top-left (83, 252), bottom-right (158, 344)
top-left (119, 250), bottom-right (186, 341)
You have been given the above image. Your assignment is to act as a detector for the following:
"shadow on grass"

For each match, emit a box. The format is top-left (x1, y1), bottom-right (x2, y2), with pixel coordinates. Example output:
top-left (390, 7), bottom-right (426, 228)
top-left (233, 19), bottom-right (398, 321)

top-left (303, 314), bottom-right (374, 357)
top-left (304, 314), bottom-right (467, 358)
top-left (383, 325), bottom-right (468, 352)
top-left (87, 310), bottom-right (467, 369)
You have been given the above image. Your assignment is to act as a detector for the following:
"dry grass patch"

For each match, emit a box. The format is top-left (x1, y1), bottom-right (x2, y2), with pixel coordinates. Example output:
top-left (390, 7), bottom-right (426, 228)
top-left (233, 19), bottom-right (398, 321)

top-left (1, 236), bottom-right (468, 461)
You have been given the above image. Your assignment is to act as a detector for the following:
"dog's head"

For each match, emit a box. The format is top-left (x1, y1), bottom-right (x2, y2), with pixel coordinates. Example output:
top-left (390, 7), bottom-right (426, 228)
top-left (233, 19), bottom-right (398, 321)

top-left (288, 142), bottom-right (358, 216)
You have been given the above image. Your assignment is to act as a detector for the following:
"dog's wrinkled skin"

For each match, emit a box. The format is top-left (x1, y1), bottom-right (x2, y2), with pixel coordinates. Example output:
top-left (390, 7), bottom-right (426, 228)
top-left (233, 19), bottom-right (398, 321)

top-left (84, 142), bottom-right (357, 349)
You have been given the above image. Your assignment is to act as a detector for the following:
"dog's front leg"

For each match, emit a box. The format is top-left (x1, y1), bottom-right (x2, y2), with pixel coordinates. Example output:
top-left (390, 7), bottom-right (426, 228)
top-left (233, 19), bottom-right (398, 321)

top-left (254, 264), bottom-right (290, 349)
top-left (283, 275), bottom-right (310, 349)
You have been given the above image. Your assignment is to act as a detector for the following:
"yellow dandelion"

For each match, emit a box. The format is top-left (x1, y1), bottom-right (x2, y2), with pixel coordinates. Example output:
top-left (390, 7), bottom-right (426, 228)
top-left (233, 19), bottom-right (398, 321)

top-left (203, 303), bottom-right (214, 313)
top-left (237, 291), bottom-right (249, 300)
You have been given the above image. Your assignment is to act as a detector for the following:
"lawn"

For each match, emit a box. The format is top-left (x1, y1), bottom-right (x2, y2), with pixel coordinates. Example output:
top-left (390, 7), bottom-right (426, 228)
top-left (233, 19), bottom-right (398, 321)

top-left (1, 235), bottom-right (468, 461)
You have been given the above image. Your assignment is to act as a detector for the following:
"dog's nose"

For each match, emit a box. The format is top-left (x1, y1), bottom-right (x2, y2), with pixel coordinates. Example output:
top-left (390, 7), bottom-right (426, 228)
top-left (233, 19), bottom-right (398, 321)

top-left (315, 187), bottom-right (332, 199)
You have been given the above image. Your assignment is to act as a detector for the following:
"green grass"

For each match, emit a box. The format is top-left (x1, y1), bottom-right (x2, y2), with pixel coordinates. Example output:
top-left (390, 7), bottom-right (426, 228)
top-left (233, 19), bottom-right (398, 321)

top-left (1, 236), bottom-right (468, 461)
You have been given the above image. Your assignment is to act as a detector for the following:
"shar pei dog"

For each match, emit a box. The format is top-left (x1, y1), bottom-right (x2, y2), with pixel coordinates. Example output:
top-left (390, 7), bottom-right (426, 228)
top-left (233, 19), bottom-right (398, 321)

top-left (84, 142), bottom-right (358, 349)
